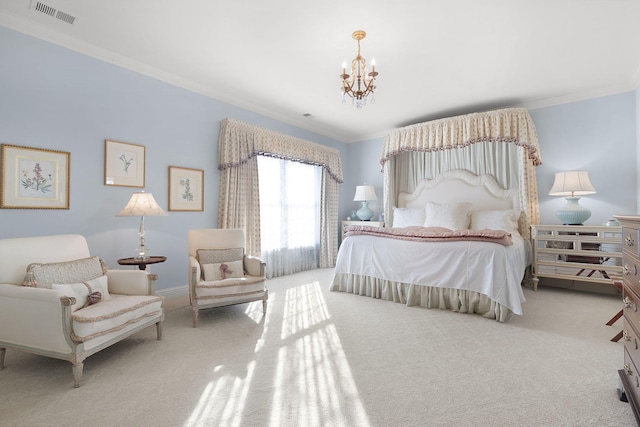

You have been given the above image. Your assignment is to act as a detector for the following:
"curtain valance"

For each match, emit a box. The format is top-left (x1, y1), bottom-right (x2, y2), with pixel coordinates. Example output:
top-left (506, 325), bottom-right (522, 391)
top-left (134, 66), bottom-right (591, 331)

top-left (218, 118), bottom-right (343, 183)
top-left (380, 108), bottom-right (541, 170)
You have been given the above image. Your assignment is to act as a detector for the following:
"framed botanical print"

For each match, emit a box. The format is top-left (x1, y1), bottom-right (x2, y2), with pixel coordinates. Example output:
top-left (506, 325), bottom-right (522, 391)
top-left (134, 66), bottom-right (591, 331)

top-left (1, 144), bottom-right (70, 209)
top-left (168, 166), bottom-right (204, 212)
top-left (104, 140), bottom-right (145, 187)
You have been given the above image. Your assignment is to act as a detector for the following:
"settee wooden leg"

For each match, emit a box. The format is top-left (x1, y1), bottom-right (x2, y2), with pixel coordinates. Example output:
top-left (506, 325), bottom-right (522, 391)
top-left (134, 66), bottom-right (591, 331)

top-left (192, 310), bottom-right (199, 328)
top-left (262, 298), bottom-right (267, 315)
top-left (0, 347), bottom-right (5, 370)
top-left (72, 362), bottom-right (83, 388)
top-left (156, 321), bottom-right (163, 340)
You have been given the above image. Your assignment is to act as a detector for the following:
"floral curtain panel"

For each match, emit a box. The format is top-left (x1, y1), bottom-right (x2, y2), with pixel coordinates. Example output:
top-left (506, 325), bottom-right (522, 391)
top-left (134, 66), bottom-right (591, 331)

top-left (381, 108), bottom-right (542, 238)
top-left (217, 118), bottom-right (343, 267)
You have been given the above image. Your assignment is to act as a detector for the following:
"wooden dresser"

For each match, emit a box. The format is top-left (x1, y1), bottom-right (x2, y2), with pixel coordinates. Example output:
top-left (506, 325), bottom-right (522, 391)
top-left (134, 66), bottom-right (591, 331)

top-left (615, 215), bottom-right (640, 424)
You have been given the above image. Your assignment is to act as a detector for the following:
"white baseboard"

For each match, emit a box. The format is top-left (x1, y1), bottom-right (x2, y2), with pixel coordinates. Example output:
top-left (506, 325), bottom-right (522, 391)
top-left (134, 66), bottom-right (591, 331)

top-left (156, 285), bottom-right (189, 299)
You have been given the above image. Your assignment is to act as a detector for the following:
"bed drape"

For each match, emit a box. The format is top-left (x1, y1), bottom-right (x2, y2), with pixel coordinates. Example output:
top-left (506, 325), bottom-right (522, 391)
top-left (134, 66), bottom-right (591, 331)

top-left (217, 118), bottom-right (343, 267)
top-left (381, 108), bottom-right (541, 238)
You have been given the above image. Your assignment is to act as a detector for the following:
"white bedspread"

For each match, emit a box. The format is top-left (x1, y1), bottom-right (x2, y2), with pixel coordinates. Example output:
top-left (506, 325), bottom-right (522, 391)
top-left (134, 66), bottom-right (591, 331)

top-left (332, 233), bottom-right (528, 315)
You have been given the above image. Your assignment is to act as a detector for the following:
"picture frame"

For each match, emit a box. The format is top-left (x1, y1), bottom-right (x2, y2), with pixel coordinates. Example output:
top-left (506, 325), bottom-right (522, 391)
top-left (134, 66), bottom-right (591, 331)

top-left (168, 166), bottom-right (204, 212)
top-left (1, 144), bottom-right (70, 209)
top-left (104, 140), bottom-right (145, 187)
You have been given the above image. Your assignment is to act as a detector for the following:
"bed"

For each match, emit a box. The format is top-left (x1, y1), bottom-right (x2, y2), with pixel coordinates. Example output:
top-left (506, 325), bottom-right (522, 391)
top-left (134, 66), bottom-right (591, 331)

top-left (330, 108), bottom-right (542, 322)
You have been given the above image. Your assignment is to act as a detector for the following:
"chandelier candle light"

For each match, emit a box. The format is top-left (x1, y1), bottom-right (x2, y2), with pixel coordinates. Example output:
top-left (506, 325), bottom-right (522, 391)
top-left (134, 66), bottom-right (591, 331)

top-left (548, 170), bottom-right (596, 225)
top-left (341, 30), bottom-right (378, 109)
top-left (353, 185), bottom-right (378, 221)
top-left (117, 191), bottom-right (168, 260)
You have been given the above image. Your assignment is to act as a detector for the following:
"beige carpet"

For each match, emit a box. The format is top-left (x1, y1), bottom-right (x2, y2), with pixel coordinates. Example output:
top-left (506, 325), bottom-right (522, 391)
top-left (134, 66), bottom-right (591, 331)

top-left (0, 269), bottom-right (635, 427)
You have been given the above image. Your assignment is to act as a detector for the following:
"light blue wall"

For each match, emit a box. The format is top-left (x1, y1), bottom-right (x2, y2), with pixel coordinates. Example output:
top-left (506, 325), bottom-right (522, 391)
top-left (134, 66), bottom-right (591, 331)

top-left (344, 93), bottom-right (638, 227)
top-left (0, 27), bottom-right (347, 292)
top-left (529, 92), bottom-right (637, 224)
top-left (343, 137), bottom-right (385, 221)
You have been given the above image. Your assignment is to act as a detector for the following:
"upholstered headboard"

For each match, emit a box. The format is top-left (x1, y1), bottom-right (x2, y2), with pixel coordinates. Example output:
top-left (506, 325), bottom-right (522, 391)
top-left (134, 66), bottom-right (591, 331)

top-left (397, 169), bottom-right (524, 233)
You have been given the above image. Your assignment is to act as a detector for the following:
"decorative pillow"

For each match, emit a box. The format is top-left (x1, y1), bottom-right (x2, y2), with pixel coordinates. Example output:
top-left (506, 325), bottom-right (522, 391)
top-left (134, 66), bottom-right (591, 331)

top-left (423, 202), bottom-right (472, 230)
top-left (197, 248), bottom-right (244, 280)
top-left (197, 248), bottom-right (244, 264)
top-left (202, 260), bottom-right (245, 281)
top-left (52, 275), bottom-right (110, 311)
top-left (392, 207), bottom-right (426, 228)
top-left (24, 256), bottom-right (106, 288)
top-left (470, 209), bottom-right (521, 234)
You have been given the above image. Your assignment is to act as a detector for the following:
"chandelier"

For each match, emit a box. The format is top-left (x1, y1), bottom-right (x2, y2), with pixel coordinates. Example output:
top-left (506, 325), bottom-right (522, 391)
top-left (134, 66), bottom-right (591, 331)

top-left (340, 30), bottom-right (378, 109)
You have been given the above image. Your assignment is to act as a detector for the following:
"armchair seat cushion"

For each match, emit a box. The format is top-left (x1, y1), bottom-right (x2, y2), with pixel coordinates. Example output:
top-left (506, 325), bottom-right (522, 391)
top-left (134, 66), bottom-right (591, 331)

top-left (71, 294), bottom-right (163, 342)
top-left (195, 276), bottom-right (265, 301)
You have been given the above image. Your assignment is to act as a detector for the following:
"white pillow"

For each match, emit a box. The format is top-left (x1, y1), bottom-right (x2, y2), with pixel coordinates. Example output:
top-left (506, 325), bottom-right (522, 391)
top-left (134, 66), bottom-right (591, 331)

top-left (52, 275), bottom-right (110, 312)
top-left (471, 209), bottom-right (521, 234)
top-left (392, 207), bottom-right (426, 228)
top-left (202, 260), bottom-right (244, 281)
top-left (423, 202), bottom-right (472, 230)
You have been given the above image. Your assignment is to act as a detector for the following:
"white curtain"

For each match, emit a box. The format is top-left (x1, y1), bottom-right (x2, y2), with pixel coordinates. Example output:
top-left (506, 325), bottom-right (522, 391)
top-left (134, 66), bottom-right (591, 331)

top-left (258, 156), bottom-right (322, 278)
top-left (217, 118), bottom-right (343, 271)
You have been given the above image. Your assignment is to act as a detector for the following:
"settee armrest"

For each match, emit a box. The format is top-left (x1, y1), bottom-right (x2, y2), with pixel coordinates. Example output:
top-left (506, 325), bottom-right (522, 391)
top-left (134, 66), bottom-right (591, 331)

top-left (106, 270), bottom-right (152, 295)
top-left (189, 256), bottom-right (200, 286)
top-left (244, 255), bottom-right (266, 278)
top-left (0, 284), bottom-right (74, 354)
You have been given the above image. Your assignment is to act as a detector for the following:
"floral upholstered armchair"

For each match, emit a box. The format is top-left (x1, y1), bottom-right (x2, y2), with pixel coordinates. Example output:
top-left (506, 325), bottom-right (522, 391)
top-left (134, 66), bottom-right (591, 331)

top-left (187, 229), bottom-right (267, 327)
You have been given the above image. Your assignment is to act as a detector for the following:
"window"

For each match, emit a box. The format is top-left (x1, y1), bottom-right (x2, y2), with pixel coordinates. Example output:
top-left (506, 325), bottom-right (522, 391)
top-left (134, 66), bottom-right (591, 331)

top-left (258, 155), bottom-right (322, 278)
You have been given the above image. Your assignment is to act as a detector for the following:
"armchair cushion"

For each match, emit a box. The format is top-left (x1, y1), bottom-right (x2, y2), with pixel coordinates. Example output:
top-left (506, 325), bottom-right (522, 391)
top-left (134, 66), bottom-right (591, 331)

top-left (195, 276), bottom-right (265, 304)
top-left (71, 294), bottom-right (163, 343)
top-left (51, 275), bottom-right (111, 312)
top-left (202, 260), bottom-right (244, 281)
top-left (24, 256), bottom-right (106, 288)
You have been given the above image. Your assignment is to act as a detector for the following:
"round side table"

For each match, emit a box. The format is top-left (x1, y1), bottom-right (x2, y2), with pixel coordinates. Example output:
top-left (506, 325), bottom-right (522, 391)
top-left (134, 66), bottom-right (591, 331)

top-left (117, 256), bottom-right (167, 271)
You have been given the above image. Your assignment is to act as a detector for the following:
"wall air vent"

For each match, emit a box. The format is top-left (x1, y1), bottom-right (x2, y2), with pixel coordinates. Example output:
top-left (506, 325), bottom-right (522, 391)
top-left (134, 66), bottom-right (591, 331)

top-left (30, 1), bottom-right (77, 25)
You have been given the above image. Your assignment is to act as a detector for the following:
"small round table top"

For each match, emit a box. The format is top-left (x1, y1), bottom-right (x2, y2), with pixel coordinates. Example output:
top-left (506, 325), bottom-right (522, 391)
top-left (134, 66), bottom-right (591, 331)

top-left (117, 256), bottom-right (167, 270)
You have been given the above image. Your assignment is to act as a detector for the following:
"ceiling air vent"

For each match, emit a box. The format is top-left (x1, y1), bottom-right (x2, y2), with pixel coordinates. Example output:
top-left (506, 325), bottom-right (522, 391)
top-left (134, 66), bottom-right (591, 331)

top-left (30, 1), bottom-right (77, 25)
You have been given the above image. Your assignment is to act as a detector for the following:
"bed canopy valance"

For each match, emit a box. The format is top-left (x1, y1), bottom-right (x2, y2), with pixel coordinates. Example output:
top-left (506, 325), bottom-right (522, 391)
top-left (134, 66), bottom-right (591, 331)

top-left (380, 107), bottom-right (542, 238)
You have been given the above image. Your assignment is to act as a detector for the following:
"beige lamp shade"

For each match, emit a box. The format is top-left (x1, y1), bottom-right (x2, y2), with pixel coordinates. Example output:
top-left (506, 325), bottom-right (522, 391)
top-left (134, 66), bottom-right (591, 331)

top-left (117, 192), bottom-right (167, 217)
top-left (353, 185), bottom-right (378, 201)
top-left (548, 171), bottom-right (596, 197)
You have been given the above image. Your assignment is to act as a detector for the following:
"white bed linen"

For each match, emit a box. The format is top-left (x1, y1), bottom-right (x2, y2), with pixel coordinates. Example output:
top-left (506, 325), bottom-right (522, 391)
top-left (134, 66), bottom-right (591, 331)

top-left (331, 233), bottom-right (527, 315)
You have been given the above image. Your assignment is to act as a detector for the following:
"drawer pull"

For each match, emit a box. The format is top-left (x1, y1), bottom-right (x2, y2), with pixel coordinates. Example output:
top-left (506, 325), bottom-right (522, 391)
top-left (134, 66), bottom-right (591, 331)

top-left (624, 330), bottom-right (632, 341)
top-left (623, 264), bottom-right (638, 276)
top-left (626, 364), bottom-right (634, 376)
top-left (624, 296), bottom-right (637, 311)
top-left (626, 235), bottom-right (636, 247)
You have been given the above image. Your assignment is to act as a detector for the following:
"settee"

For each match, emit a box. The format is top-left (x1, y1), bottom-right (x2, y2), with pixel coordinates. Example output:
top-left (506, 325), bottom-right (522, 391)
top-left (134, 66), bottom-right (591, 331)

top-left (0, 234), bottom-right (164, 387)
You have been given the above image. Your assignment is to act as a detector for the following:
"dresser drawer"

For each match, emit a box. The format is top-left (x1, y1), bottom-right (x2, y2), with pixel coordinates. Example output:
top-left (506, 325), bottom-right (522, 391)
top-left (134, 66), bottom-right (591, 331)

top-left (624, 318), bottom-right (640, 367)
top-left (624, 252), bottom-right (640, 294)
top-left (623, 227), bottom-right (640, 257)
top-left (624, 287), bottom-right (640, 332)
top-left (624, 346), bottom-right (640, 405)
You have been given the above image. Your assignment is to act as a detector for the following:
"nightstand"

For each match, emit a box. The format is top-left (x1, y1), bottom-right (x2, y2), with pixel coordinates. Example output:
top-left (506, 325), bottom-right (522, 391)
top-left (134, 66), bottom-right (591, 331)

top-left (531, 224), bottom-right (622, 291)
top-left (342, 220), bottom-right (384, 241)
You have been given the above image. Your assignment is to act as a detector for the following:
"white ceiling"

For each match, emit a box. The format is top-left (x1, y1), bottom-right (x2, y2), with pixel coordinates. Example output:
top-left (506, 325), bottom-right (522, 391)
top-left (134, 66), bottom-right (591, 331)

top-left (1, 0), bottom-right (640, 143)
